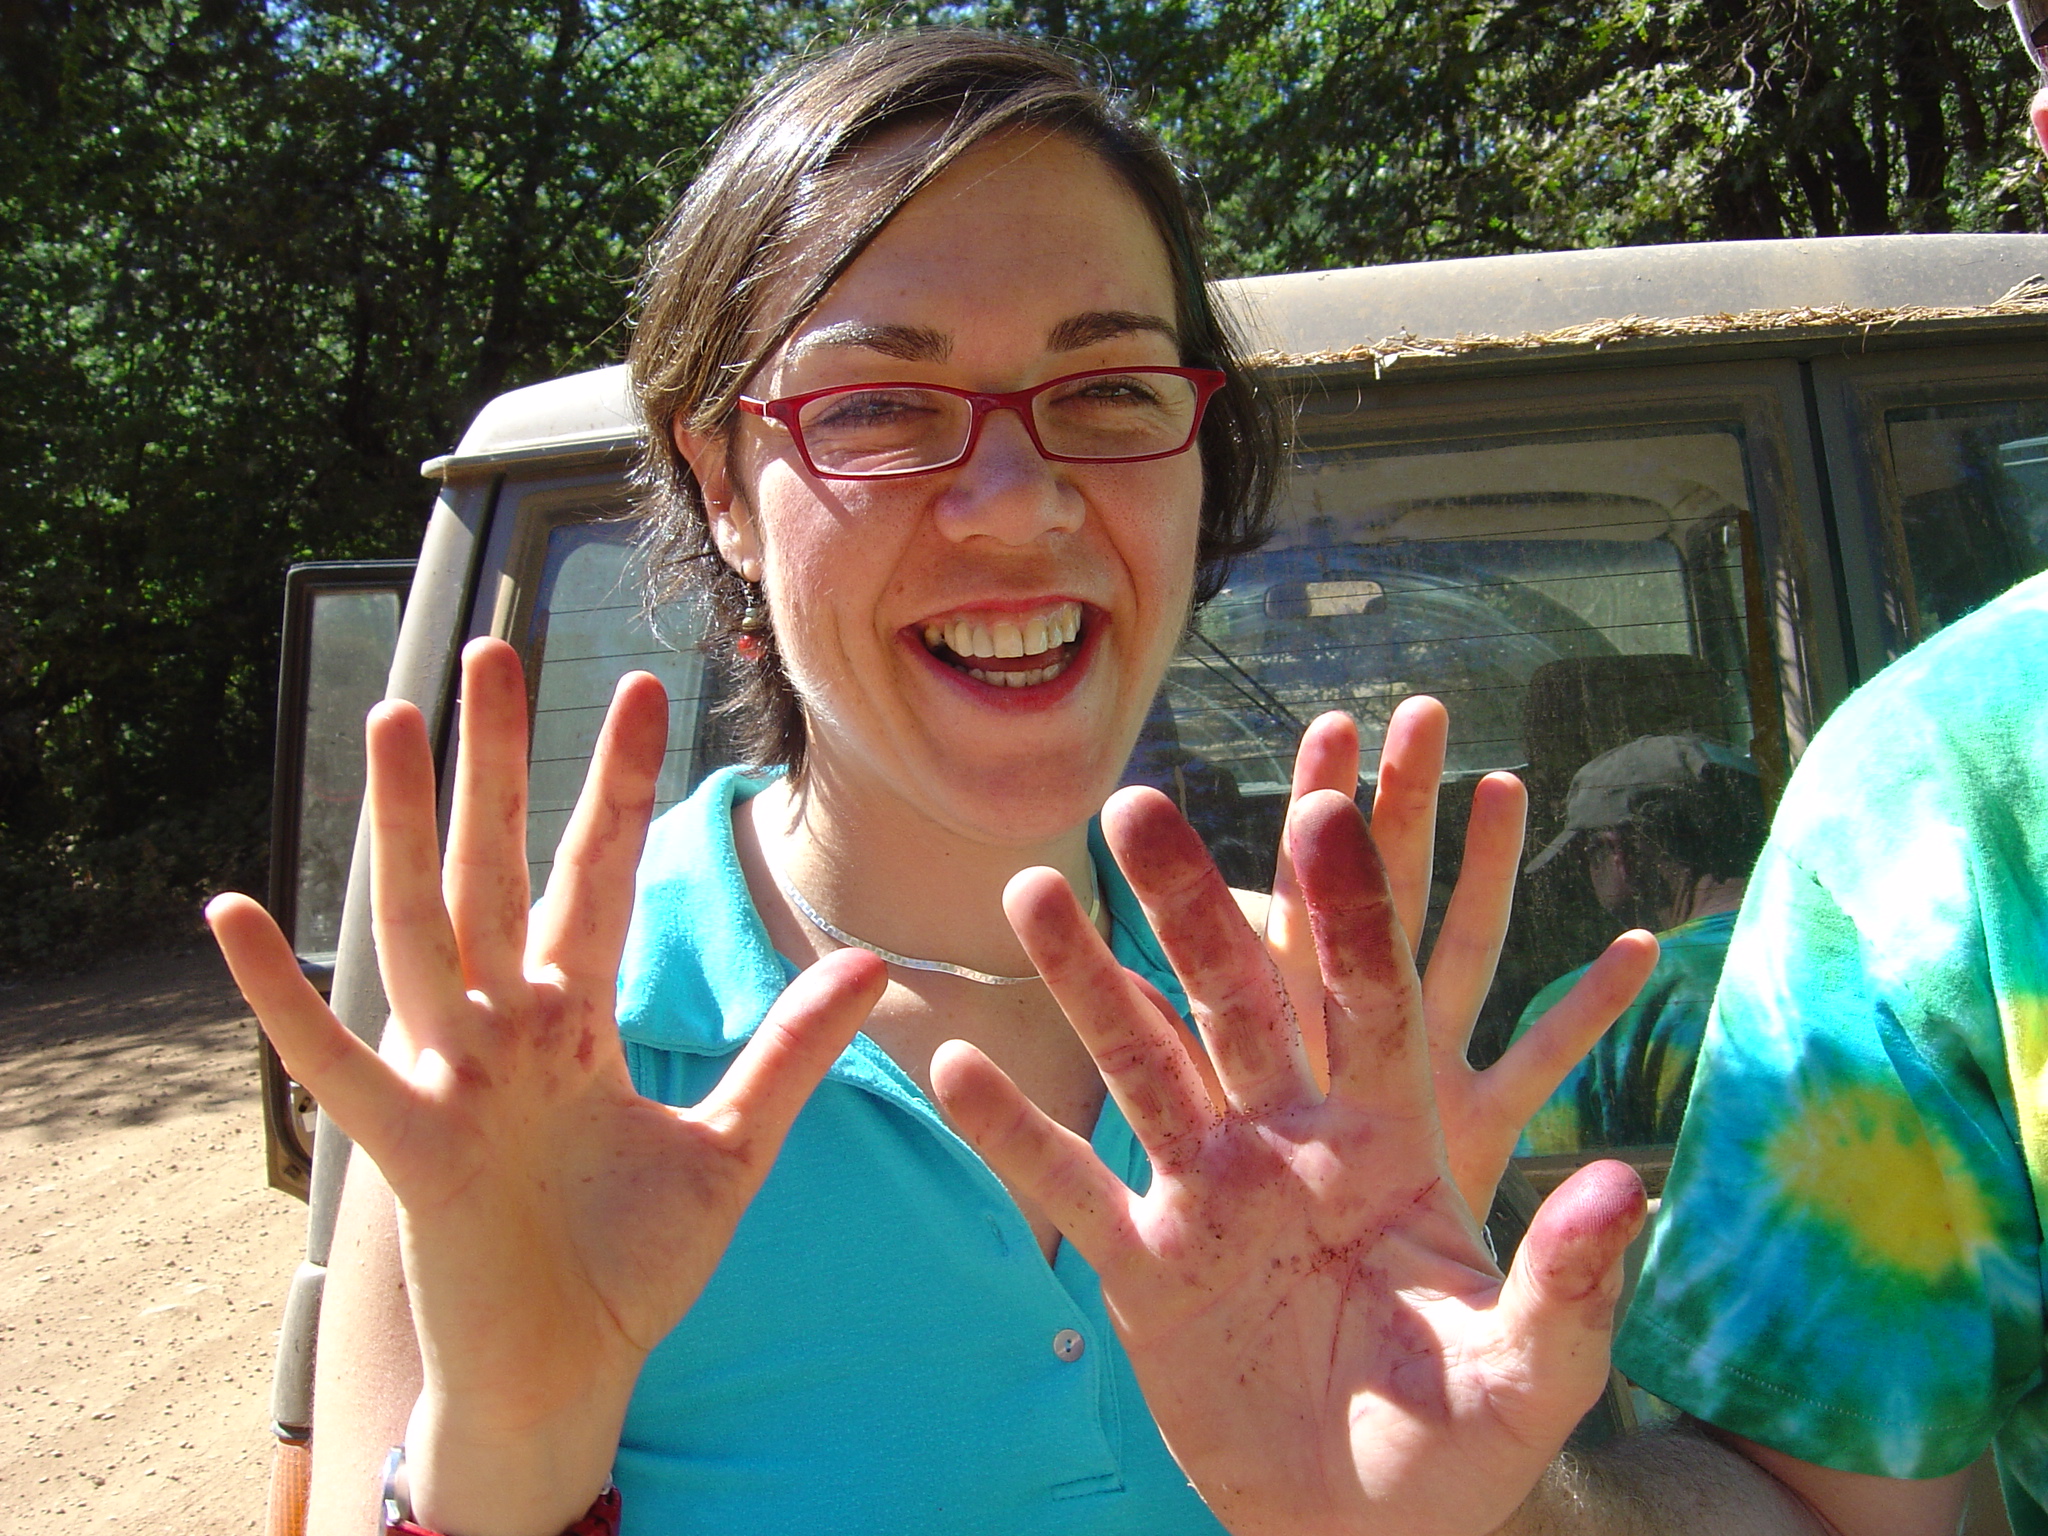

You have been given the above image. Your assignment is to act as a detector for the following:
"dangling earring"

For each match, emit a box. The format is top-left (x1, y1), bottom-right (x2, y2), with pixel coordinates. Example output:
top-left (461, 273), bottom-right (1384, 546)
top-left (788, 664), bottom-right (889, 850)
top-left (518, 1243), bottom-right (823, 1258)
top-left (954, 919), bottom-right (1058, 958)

top-left (735, 581), bottom-right (769, 663)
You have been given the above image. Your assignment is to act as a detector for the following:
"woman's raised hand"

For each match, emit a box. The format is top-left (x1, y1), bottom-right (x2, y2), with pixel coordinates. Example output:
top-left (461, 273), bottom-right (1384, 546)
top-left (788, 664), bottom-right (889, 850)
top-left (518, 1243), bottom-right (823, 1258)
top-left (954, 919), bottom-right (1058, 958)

top-left (206, 639), bottom-right (885, 1536)
top-left (1267, 701), bottom-right (1658, 1220)
top-left (932, 787), bottom-right (1649, 1536)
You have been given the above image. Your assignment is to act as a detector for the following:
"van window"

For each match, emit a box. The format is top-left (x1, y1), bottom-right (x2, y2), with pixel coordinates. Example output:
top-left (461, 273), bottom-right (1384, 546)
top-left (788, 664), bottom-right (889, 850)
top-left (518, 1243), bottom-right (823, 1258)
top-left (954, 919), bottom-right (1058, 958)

top-left (1131, 421), bottom-right (1780, 1164)
top-left (1885, 397), bottom-right (2048, 635)
top-left (293, 586), bottom-right (402, 964)
top-left (522, 519), bottom-right (725, 895)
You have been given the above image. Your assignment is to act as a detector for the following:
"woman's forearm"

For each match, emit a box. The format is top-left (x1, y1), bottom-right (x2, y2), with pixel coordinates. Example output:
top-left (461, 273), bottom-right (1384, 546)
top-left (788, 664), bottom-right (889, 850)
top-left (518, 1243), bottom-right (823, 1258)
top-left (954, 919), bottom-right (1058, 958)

top-left (307, 1153), bottom-right (423, 1536)
top-left (1501, 1426), bottom-right (1834, 1536)
top-left (307, 1151), bottom-right (636, 1536)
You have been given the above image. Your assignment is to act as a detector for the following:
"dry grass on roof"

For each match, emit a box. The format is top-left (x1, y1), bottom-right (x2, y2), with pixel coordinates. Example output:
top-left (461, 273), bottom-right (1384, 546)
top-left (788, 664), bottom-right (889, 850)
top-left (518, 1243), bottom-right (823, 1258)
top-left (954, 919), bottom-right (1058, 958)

top-left (1248, 274), bottom-right (2048, 376)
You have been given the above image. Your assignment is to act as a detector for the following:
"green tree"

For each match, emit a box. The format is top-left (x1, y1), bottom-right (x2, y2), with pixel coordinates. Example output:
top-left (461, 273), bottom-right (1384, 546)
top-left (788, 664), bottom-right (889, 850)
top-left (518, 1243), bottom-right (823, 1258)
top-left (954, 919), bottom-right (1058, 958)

top-left (1145, 0), bottom-right (2048, 274)
top-left (0, 0), bottom-right (811, 966)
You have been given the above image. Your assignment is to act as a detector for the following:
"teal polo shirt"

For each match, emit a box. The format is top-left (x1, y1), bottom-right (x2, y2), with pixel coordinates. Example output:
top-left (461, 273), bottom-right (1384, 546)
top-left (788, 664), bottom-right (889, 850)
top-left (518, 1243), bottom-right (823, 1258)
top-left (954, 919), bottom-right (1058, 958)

top-left (613, 767), bottom-right (1226, 1536)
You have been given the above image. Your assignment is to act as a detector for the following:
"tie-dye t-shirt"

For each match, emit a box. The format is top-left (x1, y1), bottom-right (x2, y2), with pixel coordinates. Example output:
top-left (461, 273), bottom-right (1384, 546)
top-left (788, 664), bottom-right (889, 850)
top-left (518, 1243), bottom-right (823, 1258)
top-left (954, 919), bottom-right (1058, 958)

top-left (1615, 571), bottom-right (2048, 1526)
top-left (1512, 908), bottom-right (1735, 1156)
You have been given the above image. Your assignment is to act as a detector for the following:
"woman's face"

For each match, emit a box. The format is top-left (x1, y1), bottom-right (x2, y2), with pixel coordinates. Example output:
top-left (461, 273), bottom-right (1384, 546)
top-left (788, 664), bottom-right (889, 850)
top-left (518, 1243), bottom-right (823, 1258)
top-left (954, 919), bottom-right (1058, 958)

top-left (694, 130), bottom-right (1204, 846)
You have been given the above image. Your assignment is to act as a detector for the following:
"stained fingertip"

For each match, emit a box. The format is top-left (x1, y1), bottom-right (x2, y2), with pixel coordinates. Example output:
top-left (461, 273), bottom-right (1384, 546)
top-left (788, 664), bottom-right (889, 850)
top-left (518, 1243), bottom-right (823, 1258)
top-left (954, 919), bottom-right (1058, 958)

top-left (707, 946), bottom-right (885, 1139)
top-left (1288, 789), bottom-right (1391, 918)
top-left (602, 672), bottom-right (672, 767)
top-left (1519, 1160), bottom-right (1648, 1306)
top-left (1101, 785), bottom-right (1212, 885)
top-left (1100, 783), bottom-right (1184, 839)
top-left (1002, 866), bottom-right (1101, 973)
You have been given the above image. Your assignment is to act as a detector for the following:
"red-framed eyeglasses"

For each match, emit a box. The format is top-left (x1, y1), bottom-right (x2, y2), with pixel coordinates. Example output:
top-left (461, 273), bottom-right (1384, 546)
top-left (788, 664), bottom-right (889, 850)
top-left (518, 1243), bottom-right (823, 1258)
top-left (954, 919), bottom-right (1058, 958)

top-left (735, 366), bottom-right (1227, 481)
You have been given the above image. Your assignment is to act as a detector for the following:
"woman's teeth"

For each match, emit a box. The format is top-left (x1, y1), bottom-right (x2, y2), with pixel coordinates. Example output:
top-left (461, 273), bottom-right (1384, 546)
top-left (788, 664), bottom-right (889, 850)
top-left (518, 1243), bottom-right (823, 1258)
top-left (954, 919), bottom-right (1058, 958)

top-left (922, 603), bottom-right (1082, 661)
top-left (966, 661), bottom-right (1063, 688)
top-left (917, 603), bottom-right (1084, 690)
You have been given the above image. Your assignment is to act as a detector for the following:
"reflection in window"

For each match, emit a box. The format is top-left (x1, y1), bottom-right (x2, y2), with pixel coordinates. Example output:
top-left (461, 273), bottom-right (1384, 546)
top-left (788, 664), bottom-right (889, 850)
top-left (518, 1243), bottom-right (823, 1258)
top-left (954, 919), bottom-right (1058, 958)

top-left (524, 521), bottom-right (724, 895)
top-left (1512, 733), bottom-right (1766, 1155)
top-left (1885, 398), bottom-right (2048, 636)
top-left (295, 588), bottom-right (403, 964)
top-left (1124, 424), bottom-right (1779, 1156)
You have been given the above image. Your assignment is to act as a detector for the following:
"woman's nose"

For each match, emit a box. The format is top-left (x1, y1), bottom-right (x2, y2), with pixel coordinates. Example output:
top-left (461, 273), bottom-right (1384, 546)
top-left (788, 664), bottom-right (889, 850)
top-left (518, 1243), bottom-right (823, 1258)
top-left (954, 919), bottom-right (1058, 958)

top-left (932, 407), bottom-right (1083, 544)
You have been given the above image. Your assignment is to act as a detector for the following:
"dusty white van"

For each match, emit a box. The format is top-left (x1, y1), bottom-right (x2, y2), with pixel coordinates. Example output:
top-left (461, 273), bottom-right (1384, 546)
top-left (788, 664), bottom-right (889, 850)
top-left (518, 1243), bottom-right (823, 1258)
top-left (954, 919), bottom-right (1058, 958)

top-left (256, 233), bottom-right (2048, 1506)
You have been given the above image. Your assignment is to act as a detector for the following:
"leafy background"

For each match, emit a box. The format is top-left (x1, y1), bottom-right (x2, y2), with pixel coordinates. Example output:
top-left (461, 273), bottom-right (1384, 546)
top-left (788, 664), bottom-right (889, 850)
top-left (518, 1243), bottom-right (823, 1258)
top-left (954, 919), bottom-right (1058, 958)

top-left (2, 0), bottom-right (2042, 969)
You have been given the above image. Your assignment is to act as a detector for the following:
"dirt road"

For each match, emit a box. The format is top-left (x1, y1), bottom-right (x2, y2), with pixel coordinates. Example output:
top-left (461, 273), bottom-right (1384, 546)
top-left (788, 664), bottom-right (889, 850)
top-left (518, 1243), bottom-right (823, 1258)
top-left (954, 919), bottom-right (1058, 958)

top-left (2, 947), bottom-right (303, 1530)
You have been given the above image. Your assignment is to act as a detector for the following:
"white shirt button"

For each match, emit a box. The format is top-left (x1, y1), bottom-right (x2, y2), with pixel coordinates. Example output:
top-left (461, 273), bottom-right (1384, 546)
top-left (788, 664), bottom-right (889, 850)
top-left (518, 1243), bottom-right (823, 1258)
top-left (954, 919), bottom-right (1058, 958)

top-left (1052, 1328), bottom-right (1085, 1362)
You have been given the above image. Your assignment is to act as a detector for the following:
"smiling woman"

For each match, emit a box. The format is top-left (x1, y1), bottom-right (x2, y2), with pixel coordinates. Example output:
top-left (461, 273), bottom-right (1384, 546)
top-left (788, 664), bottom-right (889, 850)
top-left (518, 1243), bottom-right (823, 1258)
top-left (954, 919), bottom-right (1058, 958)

top-left (204, 27), bottom-right (1661, 1536)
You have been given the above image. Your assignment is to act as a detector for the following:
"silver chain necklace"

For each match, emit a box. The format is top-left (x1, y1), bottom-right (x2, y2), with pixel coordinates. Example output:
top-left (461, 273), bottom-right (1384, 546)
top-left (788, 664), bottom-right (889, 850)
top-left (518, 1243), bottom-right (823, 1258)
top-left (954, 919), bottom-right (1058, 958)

top-left (775, 870), bottom-right (1103, 987)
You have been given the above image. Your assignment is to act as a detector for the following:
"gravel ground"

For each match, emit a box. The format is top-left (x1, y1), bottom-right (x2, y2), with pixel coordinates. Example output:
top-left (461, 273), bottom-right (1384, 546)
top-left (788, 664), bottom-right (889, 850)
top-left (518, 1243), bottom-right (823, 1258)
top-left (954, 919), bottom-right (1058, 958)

top-left (1, 947), bottom-right (304, 1531)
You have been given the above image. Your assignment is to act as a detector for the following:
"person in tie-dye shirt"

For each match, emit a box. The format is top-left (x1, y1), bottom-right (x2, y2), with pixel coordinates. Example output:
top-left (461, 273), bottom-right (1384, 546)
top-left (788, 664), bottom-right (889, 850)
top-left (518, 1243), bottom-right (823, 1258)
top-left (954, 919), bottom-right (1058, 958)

top-left (1512, 735), bottom-right (1765, 1155)
top-left (1503, 569), bottom-right (2048, 1535)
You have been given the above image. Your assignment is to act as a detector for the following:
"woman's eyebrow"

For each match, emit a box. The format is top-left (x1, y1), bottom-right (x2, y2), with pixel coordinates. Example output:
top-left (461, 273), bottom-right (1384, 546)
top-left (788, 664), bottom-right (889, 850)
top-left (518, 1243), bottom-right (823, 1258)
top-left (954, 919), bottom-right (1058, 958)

top-left (786, 321), bottom-right (951, 363)
top-left (1048, 310), bottom-right (1179, 351)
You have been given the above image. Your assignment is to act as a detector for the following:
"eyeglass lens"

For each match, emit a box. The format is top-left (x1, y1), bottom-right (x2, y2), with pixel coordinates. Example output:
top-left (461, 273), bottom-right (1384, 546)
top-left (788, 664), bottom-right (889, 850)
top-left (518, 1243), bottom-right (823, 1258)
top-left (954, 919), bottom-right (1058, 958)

top-left (794, 370), bottom-right (1202, 476)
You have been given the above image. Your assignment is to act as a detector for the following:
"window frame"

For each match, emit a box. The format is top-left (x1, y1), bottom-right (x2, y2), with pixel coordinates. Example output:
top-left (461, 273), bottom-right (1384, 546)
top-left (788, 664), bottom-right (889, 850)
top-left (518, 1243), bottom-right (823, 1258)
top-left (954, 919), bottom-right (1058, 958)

top-left (1811, 341), bottom-right (2048, 674)
top-left (263, 557), bottom-right (415, 1199)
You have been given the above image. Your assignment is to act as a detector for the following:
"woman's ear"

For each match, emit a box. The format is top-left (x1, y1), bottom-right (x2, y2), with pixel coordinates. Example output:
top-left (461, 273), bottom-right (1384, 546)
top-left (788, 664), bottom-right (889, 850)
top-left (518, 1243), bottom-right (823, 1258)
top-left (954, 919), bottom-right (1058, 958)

top-left (675, 417), bottom-right (763, 580)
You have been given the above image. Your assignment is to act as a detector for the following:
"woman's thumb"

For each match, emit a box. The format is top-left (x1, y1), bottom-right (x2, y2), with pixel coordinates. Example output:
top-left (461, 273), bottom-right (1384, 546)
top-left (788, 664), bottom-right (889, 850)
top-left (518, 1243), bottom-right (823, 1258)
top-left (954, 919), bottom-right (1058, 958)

top-left (1488, 1160), bottom-right (1648, 1441)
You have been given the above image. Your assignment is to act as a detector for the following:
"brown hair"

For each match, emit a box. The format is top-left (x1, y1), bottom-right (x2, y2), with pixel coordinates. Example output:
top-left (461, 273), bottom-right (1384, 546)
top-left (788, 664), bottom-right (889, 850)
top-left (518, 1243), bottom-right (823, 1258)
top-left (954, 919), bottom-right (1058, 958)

top-left (629, 27), bottom-right (1279, 775)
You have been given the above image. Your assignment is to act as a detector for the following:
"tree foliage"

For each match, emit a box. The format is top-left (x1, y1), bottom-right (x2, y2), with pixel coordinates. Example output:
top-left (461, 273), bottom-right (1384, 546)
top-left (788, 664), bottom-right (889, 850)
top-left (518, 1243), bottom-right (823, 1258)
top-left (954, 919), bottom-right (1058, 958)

top-left (1134, 0), bottom-right (2048, 273)
top-left (0, 0), bottom-right (815, 965)
top-left (1, 0), bottom-right (2042, 967)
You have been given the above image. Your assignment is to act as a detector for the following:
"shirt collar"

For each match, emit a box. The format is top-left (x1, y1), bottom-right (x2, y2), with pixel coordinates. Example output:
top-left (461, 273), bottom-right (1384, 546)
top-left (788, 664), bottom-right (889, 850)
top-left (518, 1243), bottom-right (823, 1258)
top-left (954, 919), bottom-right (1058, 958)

top-left (617, 764), bottom-right (1192, 1056)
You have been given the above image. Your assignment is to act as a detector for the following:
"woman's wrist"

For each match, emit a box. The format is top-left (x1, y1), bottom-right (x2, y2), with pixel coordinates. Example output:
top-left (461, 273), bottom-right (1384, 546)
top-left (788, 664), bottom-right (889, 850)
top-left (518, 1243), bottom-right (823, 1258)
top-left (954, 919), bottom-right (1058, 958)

top-left (384, 1447), bottom-right (621, 1536)
top-left (402, 1387), bottom-right (631, 1536)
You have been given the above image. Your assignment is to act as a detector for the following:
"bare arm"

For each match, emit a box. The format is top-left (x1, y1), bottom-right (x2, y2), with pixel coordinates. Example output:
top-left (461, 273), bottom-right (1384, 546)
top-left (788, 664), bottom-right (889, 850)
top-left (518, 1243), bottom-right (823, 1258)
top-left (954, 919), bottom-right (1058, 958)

top-left (1733, 1433), bottom-right (1969, 1536)
top-left (1506, 1423), bottom-right (1969, 1536)
top-left (306, 1152), bottom-right (419, 1536)
top-left (213, 642), bottom-right (887, 1536)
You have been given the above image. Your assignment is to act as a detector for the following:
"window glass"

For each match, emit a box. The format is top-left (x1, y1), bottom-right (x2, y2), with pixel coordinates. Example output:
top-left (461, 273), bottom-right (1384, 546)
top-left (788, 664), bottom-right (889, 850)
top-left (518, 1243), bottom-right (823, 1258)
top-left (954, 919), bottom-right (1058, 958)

top-left (1128, 423), bottom-right (1778, 1160)
top-left (1884, 398), bottom-right (2048, 635)
top-left (295, 588), bottom-right (402, 964)
top-left (524, 520), bottom-right (726, 894)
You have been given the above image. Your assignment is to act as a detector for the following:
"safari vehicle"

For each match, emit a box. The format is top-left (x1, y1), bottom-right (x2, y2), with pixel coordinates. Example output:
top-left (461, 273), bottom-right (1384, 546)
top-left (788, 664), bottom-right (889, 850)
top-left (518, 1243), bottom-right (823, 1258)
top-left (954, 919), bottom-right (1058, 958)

top-left (257, 232), bottom-right (2048, 1515)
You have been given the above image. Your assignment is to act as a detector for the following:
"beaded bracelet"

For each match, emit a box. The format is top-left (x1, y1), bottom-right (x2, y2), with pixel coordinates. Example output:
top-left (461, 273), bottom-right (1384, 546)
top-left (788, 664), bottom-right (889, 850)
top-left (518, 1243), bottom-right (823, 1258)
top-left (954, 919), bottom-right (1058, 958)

top-left (382, 1447), bottom-right (622, 1536)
